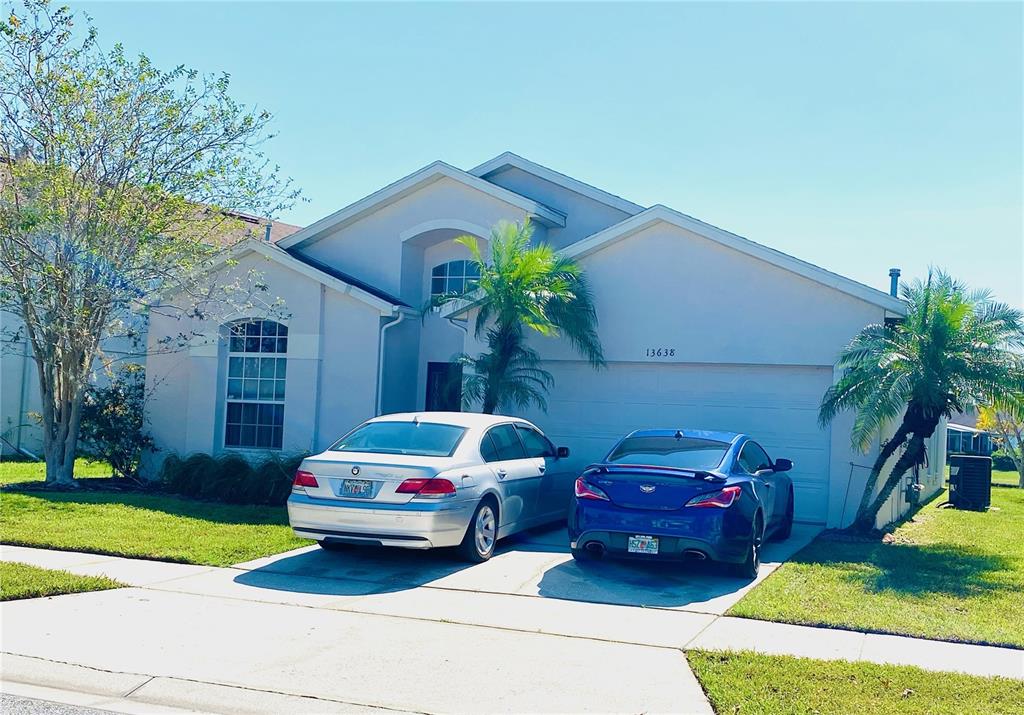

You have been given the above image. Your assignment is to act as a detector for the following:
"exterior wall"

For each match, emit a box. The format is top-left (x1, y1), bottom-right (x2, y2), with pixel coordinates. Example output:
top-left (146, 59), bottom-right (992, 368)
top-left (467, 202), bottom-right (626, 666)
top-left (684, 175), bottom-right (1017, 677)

top-left (298, 177), bottom-right (532, 305)
top-left (143, 251), bottom-right (384, 474)
top-left (1, 310), bottom-right (43, 456)
top-left (481, 166), bottom-right (633, 250)
top-left (458, 220), bottom-right (895, 527)
top-left (2, 309), bottom-right (144, 459)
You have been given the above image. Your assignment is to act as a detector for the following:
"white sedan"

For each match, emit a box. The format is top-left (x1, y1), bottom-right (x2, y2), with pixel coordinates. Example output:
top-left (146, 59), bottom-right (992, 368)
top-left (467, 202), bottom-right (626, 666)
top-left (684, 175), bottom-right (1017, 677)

top-left (287, 412), bottom-right (573, 561)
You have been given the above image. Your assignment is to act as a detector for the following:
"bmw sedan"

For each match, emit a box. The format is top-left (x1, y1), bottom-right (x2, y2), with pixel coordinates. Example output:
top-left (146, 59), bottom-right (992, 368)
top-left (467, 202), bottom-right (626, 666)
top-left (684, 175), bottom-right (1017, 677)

top-left (568, 429), bottom-right (794, 578)
top-left (288, 412), bottom-right (574, 562)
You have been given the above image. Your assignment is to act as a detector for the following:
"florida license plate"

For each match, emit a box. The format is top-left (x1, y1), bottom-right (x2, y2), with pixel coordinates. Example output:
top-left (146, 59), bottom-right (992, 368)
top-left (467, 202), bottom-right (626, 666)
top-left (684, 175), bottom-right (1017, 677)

top-left (340, 479), bottom-right (373, 498)
top-left (628, 535), bottom-right (659, 554)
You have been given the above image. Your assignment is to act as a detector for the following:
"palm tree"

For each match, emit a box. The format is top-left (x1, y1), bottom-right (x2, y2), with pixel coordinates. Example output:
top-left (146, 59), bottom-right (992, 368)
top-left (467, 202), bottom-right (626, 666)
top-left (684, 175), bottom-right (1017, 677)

top-left (820, 270), bottom-right (1024, 532)
top-left (440, 219), bottom-right (604, 414)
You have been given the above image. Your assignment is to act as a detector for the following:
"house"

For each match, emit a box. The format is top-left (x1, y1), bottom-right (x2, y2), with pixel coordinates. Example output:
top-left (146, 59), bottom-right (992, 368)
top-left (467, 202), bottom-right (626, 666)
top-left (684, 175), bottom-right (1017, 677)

top-left (143, 152), bottom-right (946, 528)
top-left (0, 214), bottom-right (302, 459)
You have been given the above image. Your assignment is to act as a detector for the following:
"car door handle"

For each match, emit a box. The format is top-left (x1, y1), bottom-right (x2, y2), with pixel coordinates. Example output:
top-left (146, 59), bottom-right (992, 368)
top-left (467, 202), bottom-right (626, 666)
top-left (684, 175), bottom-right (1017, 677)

top-left (538, 465), bottom-right (546, 474)
top-left (496, 468), bottom-right (507, 479)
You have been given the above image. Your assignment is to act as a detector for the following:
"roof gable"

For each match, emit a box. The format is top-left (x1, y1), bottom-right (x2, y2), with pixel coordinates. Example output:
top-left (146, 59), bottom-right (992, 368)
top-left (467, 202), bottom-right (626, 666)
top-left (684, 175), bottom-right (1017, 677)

top-left (214, 239), bottom-right (401, 313)
top-left (564, 205), bottom-right (906, 314)
top-left (470, 152), bottom-right (646, 217)
top-left (278, 161), bottom-right (565, 250)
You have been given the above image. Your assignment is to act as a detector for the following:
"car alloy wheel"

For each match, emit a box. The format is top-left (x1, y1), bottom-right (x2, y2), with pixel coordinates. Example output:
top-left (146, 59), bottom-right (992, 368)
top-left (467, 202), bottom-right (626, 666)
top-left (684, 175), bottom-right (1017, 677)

top-left (460, 499), bottom-right (498, 562)
top-left (474, 504), bottom-right (496, 556)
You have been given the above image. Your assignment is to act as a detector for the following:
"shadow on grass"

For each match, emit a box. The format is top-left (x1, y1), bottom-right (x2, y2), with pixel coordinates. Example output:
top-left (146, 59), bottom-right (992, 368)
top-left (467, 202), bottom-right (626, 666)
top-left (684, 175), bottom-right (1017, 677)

top-left (791, 539), bottom-right (1015, 600)
top-left (2, 488), bottom-right (290, 527)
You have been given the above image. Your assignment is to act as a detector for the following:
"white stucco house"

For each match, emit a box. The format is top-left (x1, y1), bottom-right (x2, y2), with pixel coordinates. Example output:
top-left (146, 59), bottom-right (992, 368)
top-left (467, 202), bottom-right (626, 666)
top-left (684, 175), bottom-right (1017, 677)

top-left (143, 152), bottom-right (947, 528)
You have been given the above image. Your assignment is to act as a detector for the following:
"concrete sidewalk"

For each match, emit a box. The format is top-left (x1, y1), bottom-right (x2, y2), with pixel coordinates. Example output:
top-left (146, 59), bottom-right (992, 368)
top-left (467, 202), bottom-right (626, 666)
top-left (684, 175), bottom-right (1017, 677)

top-left (2, 544), bottom-right (1022, 714)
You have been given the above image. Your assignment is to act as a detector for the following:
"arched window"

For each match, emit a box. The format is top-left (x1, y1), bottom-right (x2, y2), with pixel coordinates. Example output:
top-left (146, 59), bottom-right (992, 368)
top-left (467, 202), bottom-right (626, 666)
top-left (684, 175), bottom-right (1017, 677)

top-left (430, 260), bottom-right (480, 297)
top-left (224, 319), bottom-right (287, 450)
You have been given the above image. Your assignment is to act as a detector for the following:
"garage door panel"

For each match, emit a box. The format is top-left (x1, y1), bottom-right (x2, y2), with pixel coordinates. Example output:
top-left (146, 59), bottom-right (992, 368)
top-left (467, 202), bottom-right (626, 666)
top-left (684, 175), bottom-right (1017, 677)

top-left (519, 362), bottom-right (833, 524)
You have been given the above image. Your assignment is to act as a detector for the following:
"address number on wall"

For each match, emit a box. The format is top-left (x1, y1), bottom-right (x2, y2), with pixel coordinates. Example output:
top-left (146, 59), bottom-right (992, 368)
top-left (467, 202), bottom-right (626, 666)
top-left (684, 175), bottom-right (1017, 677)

top-left (644, 347), bottom-right (677, 358)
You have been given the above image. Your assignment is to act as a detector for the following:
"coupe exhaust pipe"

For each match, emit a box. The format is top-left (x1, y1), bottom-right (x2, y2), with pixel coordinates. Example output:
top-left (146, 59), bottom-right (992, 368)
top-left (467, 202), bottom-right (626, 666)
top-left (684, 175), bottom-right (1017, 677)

top-left (585, 542), bottom-right (606, 558)
top-left (683, 549), bottom-right (707, 560)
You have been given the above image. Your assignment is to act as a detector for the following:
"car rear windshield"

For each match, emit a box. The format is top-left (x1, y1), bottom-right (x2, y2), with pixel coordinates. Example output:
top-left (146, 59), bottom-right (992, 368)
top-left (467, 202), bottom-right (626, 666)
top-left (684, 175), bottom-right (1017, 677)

top-left (330, 421), bottom-right (467, 457)
top-left (606, 436), bottom-right (729, 470)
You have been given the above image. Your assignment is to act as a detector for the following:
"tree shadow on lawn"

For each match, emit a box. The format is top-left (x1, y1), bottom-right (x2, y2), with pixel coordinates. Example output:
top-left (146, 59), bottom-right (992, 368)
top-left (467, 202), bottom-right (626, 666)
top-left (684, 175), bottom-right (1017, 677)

top-left (2, 489), bottom-right (291, 527)
top-left (792, 538), bottom-right (1016, 600)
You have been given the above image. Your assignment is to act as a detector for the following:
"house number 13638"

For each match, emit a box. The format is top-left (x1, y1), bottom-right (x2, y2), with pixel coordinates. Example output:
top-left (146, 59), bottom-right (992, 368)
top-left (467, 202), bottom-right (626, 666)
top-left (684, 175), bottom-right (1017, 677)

top-left (645, 348), bottom-right (676, 357)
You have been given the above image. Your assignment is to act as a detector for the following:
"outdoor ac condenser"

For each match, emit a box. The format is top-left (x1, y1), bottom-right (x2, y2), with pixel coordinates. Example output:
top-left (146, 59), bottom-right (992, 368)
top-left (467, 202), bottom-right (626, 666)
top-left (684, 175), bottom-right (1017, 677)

top-left (948, 455), bottom-right (992, 511)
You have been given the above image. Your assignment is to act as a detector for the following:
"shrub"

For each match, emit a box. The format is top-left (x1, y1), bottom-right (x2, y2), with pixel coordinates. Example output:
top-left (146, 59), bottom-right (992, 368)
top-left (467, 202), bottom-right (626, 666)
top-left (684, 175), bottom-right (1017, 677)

top-left (159, 452), bottom-right (304, 505)
top-left (79, 365), bottom-right (154, 479)
top-left (991, 450), bottom-right (1018, 472)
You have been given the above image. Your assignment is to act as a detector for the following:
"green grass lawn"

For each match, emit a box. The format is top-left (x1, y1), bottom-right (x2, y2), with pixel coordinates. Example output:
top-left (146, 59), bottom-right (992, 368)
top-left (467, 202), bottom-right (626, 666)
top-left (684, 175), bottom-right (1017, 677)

top-left (688, 651), bottom-right (1024, 715)
top-left (0, 458), bottom-right (110, 485)
top-left (1, 460), bottom-right (310, 567)
top-left (993, 469), bottom-right (1020, 487)
top-left (0, 561), bottom-right (124, 601)
top-left (730, 488), bottom-right (1024, 648)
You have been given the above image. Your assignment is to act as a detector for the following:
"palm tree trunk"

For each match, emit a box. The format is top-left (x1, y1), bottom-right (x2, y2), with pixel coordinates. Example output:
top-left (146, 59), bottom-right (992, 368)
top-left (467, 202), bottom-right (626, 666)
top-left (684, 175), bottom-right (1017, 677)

top-left (857, 434), bottom-right (928, 530)
top-left (852, 420), bottom-right (912, 529)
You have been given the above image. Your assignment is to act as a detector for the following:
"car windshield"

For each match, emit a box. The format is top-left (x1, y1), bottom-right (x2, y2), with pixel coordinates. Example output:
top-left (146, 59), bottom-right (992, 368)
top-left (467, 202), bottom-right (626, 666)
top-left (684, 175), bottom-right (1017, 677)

top-left (330, 421), bottom-right (467, 457)
top-left (606, 436), bottom-right (729, 470)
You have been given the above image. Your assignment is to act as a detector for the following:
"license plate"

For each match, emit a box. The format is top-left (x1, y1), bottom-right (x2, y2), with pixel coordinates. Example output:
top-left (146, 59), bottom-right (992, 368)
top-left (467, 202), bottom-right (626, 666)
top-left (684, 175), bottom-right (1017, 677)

top-left (340, 479), bottom-right (373, 498)
top-left (628, 535), bottom-right (659, 554)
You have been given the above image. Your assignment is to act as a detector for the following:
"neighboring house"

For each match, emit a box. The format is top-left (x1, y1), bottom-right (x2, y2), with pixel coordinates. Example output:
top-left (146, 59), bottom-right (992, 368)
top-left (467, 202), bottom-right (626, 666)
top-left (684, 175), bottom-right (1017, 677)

top-left (0, 214), bottom-right (301, 459)
top-left (139, 152), bottom-right (942, 528)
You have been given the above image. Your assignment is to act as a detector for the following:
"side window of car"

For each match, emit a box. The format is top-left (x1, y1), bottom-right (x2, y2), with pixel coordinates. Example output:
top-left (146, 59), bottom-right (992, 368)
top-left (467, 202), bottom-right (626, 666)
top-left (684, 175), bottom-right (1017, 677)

top-left (515, 424), bottom-right (555, 458)
top-left (739, 442), bottom-right (772, 473)
top-left (480, 433), bottom-right (500, 462)
top-left (486, 425), bottom-right (528, 461)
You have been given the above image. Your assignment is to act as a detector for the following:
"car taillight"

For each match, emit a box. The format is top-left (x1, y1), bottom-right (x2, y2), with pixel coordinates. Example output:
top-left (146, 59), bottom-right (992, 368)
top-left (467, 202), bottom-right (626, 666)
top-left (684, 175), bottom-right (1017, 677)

top-left (293, 470), bottom-right (318, 489)
top-left (574, 477), bottom-right (609, 501)
top-left (685, 485), bottom-right (742, 508)
top-left (396, 478), bottom-right (456, 497)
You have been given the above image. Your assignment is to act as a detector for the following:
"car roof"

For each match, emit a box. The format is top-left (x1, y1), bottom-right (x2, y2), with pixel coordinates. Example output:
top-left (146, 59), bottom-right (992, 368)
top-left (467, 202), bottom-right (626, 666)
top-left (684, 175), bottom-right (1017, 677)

top-left (623, 428), bottom-right (744, 444)
top-left (368, 412), bottom-right (529, 429)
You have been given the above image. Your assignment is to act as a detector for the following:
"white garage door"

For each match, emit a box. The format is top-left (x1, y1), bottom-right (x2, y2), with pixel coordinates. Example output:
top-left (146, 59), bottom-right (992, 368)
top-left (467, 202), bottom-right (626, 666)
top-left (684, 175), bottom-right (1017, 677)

top-left (523, 361), bottom-right (833, 524)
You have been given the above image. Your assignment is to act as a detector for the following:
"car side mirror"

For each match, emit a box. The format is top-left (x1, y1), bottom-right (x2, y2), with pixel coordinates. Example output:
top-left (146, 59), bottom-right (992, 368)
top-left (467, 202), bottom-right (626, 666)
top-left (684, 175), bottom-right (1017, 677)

top-left (773, 458), bottom-right (793, 472)
top-left (556, 446), bottom-right (570, 459)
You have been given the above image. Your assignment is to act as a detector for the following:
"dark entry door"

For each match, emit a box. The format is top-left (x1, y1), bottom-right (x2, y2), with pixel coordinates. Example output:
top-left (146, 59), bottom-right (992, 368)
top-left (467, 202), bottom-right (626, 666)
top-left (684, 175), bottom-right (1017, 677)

top-left (425, 362), bottom-right (463, 412)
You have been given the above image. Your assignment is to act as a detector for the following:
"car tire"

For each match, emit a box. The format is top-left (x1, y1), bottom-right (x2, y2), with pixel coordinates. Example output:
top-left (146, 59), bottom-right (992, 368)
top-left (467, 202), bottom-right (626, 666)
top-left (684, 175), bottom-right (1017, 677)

top-left (732, 515), bottom-right (763, 579)
top-left (773, 489), bottom-right (794, 541)
top-left (317, 540), bottom-right (350, 552)
top-left (459, 498), bottom-right (498, 563)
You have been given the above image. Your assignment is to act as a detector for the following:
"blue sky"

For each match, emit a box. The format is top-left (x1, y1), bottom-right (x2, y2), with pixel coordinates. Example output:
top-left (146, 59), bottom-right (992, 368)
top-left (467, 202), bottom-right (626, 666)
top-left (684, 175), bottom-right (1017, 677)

top-left (77, 1), bottom-right (1022, 307)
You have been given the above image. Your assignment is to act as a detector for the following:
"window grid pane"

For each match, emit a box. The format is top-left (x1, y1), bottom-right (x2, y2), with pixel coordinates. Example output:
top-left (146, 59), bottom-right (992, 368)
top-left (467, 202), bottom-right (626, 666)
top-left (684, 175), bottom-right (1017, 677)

top-left (225, 321), bottom-right (287, 449)
top-left (430, 260), bottom-right (479, 297)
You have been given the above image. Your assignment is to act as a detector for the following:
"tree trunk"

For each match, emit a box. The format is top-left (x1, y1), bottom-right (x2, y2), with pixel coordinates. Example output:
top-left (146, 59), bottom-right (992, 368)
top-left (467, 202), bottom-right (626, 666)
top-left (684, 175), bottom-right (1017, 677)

top-left (853, 420), bottom-right (912, 527)
top-left (854, 434), bottom-right (928, 532)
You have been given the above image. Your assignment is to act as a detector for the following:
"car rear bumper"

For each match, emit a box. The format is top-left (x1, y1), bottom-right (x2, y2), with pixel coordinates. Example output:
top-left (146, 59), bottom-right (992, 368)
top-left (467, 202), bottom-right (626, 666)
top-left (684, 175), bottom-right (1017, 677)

top-left (570, 529), bottom-right (746, 562)
top-left (287, 492), bottom-right (475, 549)
top-left (568, 500), bottom-right (751, 563)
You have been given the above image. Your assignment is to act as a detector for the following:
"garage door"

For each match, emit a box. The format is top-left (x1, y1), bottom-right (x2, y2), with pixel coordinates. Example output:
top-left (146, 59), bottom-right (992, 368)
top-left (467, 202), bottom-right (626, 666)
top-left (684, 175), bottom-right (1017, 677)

top-left (520, 361), bottom-right (833, 524)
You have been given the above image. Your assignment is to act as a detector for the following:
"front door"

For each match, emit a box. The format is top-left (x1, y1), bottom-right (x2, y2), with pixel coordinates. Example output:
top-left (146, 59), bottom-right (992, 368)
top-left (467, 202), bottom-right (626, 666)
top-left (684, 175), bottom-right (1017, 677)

top-left (425, 362), bottom-right (462, 412)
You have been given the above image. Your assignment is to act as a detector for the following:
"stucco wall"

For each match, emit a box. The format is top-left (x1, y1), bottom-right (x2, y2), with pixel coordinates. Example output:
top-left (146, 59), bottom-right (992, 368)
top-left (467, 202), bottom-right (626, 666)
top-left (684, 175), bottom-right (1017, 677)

top-left (143, 251), bottom-right (383, 473)
top-left (299, 177), bottom-right (532, 304)
top-left (482, 166), bottom-right (634, 250)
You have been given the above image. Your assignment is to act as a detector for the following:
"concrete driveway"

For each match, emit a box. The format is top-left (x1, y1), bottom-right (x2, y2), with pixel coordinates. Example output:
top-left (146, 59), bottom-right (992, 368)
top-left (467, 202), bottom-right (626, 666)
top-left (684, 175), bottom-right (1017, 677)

top-left (1, 525), bottom-right (818, 714)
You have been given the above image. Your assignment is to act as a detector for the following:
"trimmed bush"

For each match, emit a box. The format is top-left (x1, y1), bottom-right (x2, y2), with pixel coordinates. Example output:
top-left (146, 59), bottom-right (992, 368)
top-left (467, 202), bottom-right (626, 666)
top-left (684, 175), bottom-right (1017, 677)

top-left (159, 452), bottom-right (304, 505)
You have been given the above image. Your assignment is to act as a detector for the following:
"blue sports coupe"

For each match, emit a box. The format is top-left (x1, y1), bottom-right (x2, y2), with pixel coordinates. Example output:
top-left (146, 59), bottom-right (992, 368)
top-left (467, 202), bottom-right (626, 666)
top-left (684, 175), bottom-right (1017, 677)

top-left (568, 429), bottom-right (794, 578)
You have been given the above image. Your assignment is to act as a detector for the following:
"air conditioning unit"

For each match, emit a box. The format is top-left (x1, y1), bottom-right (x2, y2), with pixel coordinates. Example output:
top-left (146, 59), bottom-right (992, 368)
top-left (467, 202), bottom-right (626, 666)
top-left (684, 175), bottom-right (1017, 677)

top-left (948, 455), bottom-right (992, 511)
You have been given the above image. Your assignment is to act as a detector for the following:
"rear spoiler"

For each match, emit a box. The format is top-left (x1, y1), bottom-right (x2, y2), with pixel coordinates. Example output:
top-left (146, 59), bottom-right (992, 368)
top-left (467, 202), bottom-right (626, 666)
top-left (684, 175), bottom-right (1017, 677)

top-left (581, 463), bottom-right (727, 483)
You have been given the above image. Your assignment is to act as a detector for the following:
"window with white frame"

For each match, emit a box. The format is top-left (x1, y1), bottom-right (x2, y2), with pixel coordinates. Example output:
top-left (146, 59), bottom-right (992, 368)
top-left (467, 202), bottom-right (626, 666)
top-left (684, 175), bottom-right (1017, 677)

top-left (430, 260), bottom-right (480, 298)
top-left (224, 320), bottom-right (287, 450)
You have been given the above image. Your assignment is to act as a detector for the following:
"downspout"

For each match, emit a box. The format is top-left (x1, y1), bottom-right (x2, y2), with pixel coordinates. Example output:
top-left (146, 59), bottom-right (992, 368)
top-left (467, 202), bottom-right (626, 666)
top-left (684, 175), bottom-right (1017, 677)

top-left (376, 309), bottom-right (407, 415)
top-left (310, 284), bottom-right (326, 452)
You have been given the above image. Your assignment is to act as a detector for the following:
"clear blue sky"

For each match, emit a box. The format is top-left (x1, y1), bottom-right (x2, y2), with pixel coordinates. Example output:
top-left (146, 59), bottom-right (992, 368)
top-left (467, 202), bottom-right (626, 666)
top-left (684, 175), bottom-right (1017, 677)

top-left (78, 1), bottom-right (1022, 307)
